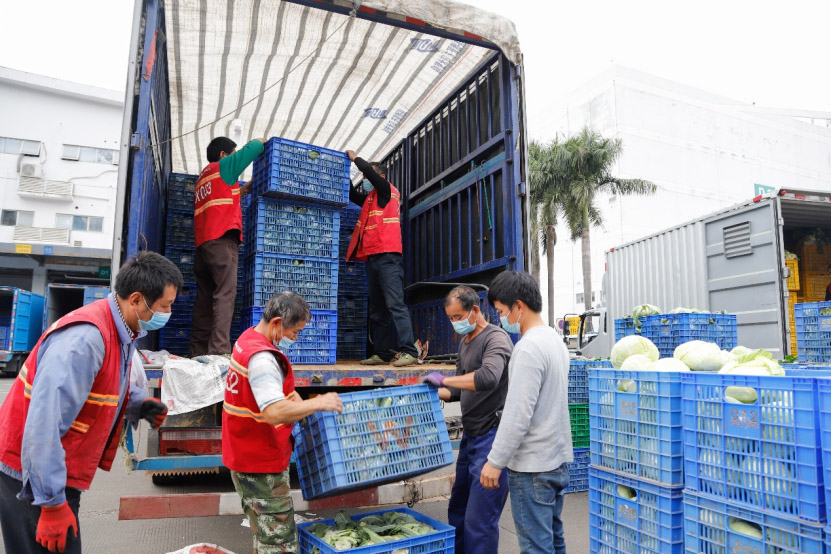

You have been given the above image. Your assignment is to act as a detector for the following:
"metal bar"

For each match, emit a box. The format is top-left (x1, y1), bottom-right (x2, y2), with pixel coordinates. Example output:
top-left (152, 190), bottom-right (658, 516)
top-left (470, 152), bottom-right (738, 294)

top-left (415, 257), bottom-right (512, 284)
top-left (474, 76), bottom-right (481, 150)
top-left (486, 61), bottom-right (493, 139)
top-left (133, 454), bottom-right (222, 471)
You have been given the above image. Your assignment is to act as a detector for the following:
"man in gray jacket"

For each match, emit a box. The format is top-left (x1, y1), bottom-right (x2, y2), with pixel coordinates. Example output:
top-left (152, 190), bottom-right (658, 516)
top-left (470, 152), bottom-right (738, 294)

top-left (480, 271), bottom-right (572, 554)
top-left (422, 286), bottom-right (512, 554)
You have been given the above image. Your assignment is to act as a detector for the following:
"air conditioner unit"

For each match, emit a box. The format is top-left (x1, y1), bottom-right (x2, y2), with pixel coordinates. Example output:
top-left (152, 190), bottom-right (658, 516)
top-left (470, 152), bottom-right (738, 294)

top-left (20, 162), bottom-right (43, 179)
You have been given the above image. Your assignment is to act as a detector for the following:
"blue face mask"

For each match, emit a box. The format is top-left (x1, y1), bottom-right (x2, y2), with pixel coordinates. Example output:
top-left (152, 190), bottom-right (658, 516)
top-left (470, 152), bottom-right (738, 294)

top-left (278, 337), bottom-right (295, 350)
top-left (452, 311), bottom-right (476, 335)
top-left (361, 179), bottom-right (374, 193)
top-left (137, 298), bottom-right (171, 331)
top-left (500, 306), bottom-right (522, 334)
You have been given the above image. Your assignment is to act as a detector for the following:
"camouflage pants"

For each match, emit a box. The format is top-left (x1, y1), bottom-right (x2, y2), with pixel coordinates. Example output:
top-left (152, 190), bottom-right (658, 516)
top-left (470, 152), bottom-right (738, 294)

top-left (231, 469), bottom-right (298, 554)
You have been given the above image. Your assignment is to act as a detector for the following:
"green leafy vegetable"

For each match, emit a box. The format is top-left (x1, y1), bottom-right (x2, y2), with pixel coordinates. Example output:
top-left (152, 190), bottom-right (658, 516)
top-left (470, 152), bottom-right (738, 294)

top-left (309, 510), bottom-right (437, 550)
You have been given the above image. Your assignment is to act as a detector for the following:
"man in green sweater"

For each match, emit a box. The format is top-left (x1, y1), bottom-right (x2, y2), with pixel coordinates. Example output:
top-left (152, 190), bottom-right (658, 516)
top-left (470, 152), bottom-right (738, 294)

top-left (190, 136), bottom-right (265, 356)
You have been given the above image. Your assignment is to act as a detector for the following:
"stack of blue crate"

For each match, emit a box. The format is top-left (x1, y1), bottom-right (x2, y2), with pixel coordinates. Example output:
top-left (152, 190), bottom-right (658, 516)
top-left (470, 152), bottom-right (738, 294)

top-left (336, 206), bottom-right (368, 360)
top-left (160, 173), bottom-right (198, 356)
top-left (240, 138), bottom-right (350, 364)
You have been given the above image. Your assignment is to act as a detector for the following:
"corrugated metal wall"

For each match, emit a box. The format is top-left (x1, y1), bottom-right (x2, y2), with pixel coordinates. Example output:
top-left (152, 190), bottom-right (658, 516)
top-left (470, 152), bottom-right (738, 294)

top-left (607, 220), bottom-right (710, 324)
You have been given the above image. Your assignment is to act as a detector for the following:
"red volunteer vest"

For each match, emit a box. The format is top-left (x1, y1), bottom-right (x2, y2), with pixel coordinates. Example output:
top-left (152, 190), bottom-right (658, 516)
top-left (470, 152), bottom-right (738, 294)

top-left (222, 327), bottom-right (296, 473)
top-left (346, 184), bottom-right (403, 261)
top-left (193, 161), bottom-right (243, 248)
top-left (0, 299), bottom-right (126, 490)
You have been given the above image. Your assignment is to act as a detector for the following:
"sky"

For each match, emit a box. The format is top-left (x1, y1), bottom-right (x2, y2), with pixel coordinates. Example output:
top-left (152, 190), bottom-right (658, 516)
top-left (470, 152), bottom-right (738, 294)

top-left (1, 0), bottom-right (829, 141)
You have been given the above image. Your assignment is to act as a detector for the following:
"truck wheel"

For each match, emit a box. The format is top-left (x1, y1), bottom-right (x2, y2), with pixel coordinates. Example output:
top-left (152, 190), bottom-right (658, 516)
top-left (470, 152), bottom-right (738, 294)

top-left (1, 356), bottom-right (23, 376)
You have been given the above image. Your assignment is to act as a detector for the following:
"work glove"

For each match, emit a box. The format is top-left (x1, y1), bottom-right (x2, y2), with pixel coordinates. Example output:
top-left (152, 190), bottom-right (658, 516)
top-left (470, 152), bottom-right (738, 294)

top-left (140, 398), bottom-right (168, 429)
top-left (421, 372), bottom-right (447, 387)
top-left (36, 501), bottom-right (78, 553)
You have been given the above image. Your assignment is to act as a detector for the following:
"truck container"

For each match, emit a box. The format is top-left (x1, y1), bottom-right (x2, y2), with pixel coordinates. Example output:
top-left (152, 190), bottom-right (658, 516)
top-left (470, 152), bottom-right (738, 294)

top-left (43, 283), bottom-right (110, 329)
top-left (113, 0), bottom-right (528, 507)
top-left (0, 287), bottom-right (44, 375)
top-left (577, 189), bottom-right (831, 359)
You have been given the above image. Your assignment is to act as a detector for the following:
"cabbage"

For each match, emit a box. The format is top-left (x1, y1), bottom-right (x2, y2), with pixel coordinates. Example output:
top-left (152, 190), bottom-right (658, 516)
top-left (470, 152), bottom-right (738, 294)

top-left (731, 346), bottom-right (774, 364)
top-left (616, 380), bottom-right (636, 393)
top-left (740, 457), bottom-right (793, 511)
top-left (617, 484), bottom-right (637, 500)
top-left (719, 357), bottom-right (784, 376)
top-left (728, 518), bottom-right (762, 539)
top-left (611, 336), bottom-right (659, 369)
top-left (668, 307), bottom-right (704, 314)
top-left (629, 304), bottom-right (661, 331)
top-left (673, 341), bottom-right (727, 371)
top-left (725, 386), bottom-right (757, 404)
top-left (648, 358), bottom-right (690, 372)
top-left (620, 354), bottom-right (653, 372)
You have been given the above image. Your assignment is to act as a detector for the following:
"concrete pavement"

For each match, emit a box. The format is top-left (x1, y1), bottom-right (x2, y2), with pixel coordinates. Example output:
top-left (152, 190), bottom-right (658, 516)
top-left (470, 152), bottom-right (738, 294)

top-left (0, 374), bottom-right (591, 553)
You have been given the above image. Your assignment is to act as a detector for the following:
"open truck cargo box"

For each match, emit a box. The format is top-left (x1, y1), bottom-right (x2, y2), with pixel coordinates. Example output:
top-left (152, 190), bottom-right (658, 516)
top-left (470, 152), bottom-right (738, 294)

top-left (113, 0), bottom-right (529, 356)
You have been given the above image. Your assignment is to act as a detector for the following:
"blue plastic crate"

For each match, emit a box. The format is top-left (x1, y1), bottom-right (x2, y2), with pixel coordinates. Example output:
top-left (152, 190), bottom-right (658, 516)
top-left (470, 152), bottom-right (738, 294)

top-left (158, 325), bottom-right (190, 356)
top-left (253, 137), bottom-right (350, 206)
top-left (643, 312), bottom-right (737, 357)
top-left (166, 209), bottom-right (194, 230)
top-left (811, 378), bottom-right (831, 522)
top-left (293, 385), bottom-right (454, 499)
top-left (795, 302), bottom-right (831, 363)
top-left (339, 207), bottom-right (361, 257)
top-left (565, 447), bottom-right (590, 493)
top-left (165, 226), bottom-right (193, 250)
top-left (241, 253), bottom-right (338, 311)
top-left (589, 368), bottom-right (684, 486)
top-left (164, 247), bottom-right (195, 282)
top-left (297, 507), bottom-right (455, 554)
top-left (0, 327), bottom-right (9, 350)
top-left (569, 359), bottom-right (612, 404)
top-left (167, 172), bottom-right (198, 209)
top-left (683, 491), bottom-right (825, 554)
top-left (337, 295), bottom-right (367, 328)
top-left (614, 318), bottom-right (639, 341)
top-left (246, 197), bottom-right (340, 260)
top-left (82, 286), bottom-right (109, 305)
top-left (681, 371), bottom-right (826, 522)
top-left (589, 467), bottom-right (684, 554)
top-left (338, 260), bottom-right (367, 295)
top-left (337, 326), bottom-right (367, 361)
top-left (242, 306), bottom-right (337, 365)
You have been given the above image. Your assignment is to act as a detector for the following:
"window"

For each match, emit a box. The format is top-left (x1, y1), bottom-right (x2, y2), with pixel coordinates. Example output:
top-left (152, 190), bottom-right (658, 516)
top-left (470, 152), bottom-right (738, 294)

top-left (62, 144), bottom-right (119, 165)
top-left (1, 210), bottom-right (34, 227)
top-left (576, 292), bottom-right (599, 305)
top-left (56, 214), bottom-right (104, 232)
top-left (0, 136), bottom-right (41, 156)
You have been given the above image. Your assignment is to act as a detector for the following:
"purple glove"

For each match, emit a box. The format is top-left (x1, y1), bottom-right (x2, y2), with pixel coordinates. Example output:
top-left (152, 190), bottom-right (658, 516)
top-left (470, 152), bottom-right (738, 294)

top-left (422, 372), bottom-right (447, 387)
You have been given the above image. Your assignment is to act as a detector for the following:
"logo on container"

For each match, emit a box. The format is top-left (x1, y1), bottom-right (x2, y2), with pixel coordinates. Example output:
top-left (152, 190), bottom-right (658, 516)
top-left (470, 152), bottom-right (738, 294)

top-left (409, 38), bottom-right (440, 53)
top-left (364, 108), bottom-right (388, 119)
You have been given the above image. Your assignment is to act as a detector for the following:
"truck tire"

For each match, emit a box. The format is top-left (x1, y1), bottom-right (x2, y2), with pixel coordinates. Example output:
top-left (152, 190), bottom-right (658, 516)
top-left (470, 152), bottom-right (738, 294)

top-left (1, 355), bottom-right (23, 376)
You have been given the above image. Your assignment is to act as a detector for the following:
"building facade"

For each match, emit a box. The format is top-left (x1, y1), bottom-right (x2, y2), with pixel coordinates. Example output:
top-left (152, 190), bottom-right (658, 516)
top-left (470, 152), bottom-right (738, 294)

top-left (536, 66), bottom-right (831, 321)
top-left (0, 67), bottom-right (122, 294)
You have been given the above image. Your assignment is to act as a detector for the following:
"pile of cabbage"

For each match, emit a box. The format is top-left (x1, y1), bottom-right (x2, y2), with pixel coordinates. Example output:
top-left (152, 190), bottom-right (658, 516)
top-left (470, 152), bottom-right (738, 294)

top-left (306, 510), bottom-right (436, 551)
top-left (610, 336), bottom-right (784, 382)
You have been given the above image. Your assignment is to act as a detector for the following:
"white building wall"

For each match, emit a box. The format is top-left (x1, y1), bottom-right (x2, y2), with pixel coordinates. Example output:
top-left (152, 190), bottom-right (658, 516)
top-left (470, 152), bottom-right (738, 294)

top-left (0, 68), bottom-right (122, 254)
top-left (537, 67), bottom-right (831, 322)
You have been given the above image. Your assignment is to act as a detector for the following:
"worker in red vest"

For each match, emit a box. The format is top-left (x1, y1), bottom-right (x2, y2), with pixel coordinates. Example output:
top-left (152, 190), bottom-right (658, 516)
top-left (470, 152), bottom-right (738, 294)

top-left (223, 291), bottom-right (342, 552)
top-left (0, 251), bottom-right (182, 553)
top-left (190, 136), bottom-right (265, 357)
top-left (345, 150), bottom-right (418, 367)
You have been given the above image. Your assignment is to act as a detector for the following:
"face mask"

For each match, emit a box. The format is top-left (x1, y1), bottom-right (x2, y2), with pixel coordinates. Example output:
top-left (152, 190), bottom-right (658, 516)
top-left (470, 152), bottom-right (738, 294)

top-left (452, 311), bottom-right (476, 335)
top-left (500, 306), bottom-right (522, 334)
top-left (271, 323), bottom-right (295, 351)
top-left (361, 179), bottom-right (374, 193)
top-left (136, 297), bottom-right (171, 331)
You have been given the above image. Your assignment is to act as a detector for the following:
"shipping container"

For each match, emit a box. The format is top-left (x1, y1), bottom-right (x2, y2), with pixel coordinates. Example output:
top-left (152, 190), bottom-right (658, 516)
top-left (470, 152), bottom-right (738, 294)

top-left (0, 287), bottom-right (44, 375)
top-left (112, 0), bottom-right (528, 500)
top-left (43, 283), bottom-right (110, 329)
top-left (577, 189), bottom-right (831, 359)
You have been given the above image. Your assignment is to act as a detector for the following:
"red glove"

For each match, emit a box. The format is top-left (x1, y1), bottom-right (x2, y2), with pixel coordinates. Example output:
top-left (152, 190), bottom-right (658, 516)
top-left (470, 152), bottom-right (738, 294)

top-left (36, 501), bottom-right (77, 553)
top-left (140, 398), bottom-right (168, 429)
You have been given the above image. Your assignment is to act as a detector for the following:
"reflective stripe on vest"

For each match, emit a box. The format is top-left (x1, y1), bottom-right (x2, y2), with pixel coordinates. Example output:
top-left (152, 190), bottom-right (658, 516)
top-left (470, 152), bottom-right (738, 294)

top-left (346, 183), bottom-right (403, 261)
top-left (193, 161), bottom-right (243, 248)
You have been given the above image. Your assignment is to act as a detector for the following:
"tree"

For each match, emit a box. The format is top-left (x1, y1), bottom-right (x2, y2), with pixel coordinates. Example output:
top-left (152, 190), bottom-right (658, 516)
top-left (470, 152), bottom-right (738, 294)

top-left (528, 139), bottom-right (570, 326)
top-left (554, 128), bottom-right (656, 312)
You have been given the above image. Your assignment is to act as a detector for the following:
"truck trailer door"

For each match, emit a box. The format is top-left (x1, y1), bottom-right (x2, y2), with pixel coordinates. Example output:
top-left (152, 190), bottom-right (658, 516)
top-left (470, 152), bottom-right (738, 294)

top-left (704, 199), bottom-right (785, 355)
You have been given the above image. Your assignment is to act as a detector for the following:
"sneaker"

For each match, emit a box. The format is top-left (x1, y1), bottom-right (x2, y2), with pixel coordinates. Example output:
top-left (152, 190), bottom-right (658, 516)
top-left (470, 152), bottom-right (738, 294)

top-left (360, 355), bottom-right (388, 366)
top-left (391, 353), bottom-right (418, 367)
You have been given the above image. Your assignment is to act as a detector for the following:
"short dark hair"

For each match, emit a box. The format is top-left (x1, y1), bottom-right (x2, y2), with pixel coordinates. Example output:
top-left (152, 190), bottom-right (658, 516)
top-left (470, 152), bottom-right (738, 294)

top-left (487, 271), bottom-right (542, 312)
top-left (445, 286), bottom-right (480, 312)
top-left (207, 137), bottom-right (237, 162)
top-left (370, 161), bottom-right (387, 176)
top-left (115, 251), bottom-right (184, 304)
top-left (262, 291), bottom-right (311, 328)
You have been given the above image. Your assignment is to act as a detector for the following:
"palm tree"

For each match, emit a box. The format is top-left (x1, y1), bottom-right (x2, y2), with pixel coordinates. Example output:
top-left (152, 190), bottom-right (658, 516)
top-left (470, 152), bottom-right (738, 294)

top-left (529, 139), bottom-right (569, 326)
top-left (554, 128), bottom-right (656, 312)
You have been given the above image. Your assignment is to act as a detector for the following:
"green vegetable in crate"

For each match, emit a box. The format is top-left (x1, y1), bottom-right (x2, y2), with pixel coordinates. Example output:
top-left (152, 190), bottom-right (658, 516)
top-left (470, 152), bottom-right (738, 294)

top-left (667, 307), bottom-right (704, 314)
top-left (725, 386), bottom-right (758, 404)
top-left (611, 336), bottom-right (659, 369)
top-left (616, 379), bottom-right (636, 393)
top-left (307, 510), bottom-right (437, 550)
top-left (616, 485), bottom-right (637, 500)
top-left (628, 304), bottom-right (661, 331)
top-left (731, 346), bottom-right (774, 364)
top-left (719, 357), bottom-right (785, 376)
top-left (620, 354), bottom-right (653, 372)
top-left (673, 341), bottom-right (729, 371)
top-left (740, 457), bottom-right (794, 511)
top-left (822, 307), bottom-right (831, 316)
top-left (647, 358), bottom-right (690, 372)
top-left (728, 517), bottom-right (763, 539)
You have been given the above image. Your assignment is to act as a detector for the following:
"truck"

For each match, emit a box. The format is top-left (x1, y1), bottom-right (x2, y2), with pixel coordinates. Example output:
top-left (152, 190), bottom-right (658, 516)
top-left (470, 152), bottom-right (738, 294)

top-left (113, 0), bottom-right (528, 516)
top-left (0, 287), bottom-right (44, 375)
top-left (43, 283), bottom-right (110, 330)
top-left (574, 188), bottom-right (831, 359)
